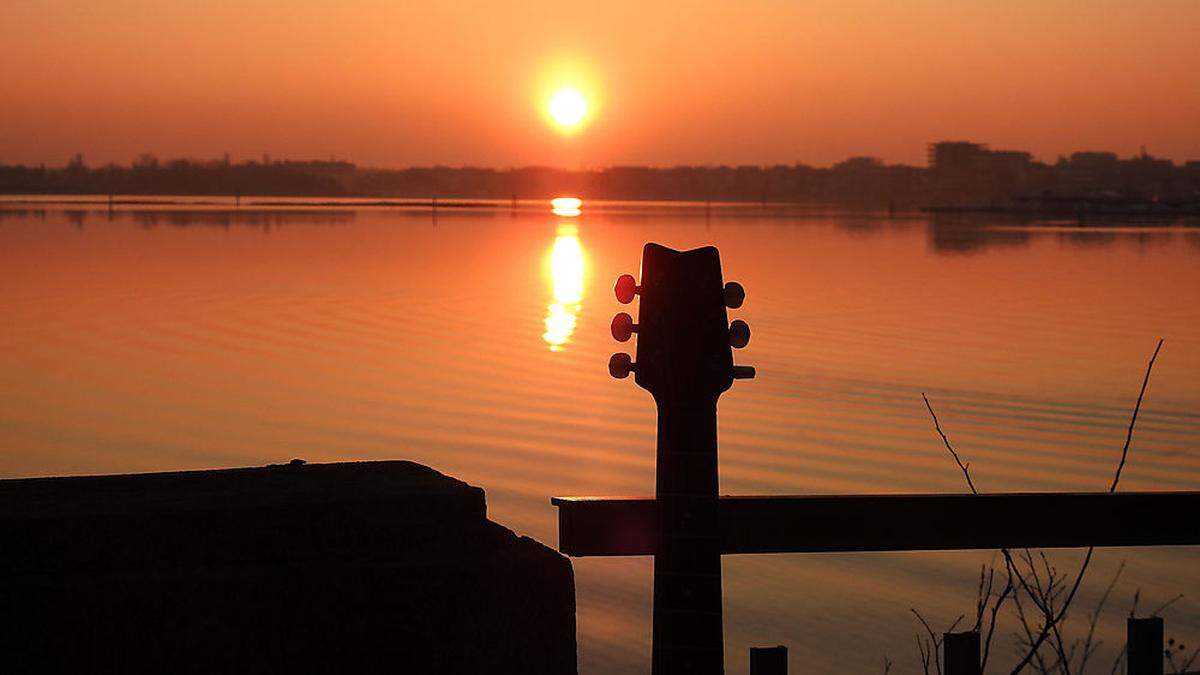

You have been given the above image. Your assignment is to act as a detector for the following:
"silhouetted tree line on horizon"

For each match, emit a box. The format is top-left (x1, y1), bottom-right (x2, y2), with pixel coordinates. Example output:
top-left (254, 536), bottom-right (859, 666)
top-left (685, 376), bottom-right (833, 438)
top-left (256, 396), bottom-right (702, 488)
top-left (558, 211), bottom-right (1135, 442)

top-left (3, 144), bottom-right (1199, 209)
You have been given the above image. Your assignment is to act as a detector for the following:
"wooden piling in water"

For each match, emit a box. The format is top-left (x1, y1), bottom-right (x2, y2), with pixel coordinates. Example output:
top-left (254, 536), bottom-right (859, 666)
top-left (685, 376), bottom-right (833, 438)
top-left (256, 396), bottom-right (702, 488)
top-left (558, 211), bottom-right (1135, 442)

top-left (1127, 617), bottom-right (1163, 675)
top-left (944, 631), bottom-right (980, 675)
top-left (749, 645), bottom-right (786, 675)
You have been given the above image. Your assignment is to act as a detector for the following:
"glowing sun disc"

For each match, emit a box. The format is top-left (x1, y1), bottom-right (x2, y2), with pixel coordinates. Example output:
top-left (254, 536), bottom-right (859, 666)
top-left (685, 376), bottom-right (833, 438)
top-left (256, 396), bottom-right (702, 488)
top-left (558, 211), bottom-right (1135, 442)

top-left (548, 87), bottom-right (588, 130)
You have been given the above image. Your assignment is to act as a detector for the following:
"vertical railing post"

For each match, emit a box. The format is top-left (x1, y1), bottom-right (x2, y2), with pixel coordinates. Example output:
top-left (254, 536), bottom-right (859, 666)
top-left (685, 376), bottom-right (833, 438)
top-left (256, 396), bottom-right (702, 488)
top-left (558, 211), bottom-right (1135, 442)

top-left (944, 631), bottom-right (981, 675)
top-left (749, 645), bottom-right (787, 675)
top-left (1127, 617), bottom-right (1164, 675)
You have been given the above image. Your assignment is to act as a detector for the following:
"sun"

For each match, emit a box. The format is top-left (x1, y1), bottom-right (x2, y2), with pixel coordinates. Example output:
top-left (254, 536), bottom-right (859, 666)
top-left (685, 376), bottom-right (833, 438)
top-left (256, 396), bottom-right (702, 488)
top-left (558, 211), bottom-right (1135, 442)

top-left (547, 87), bottom-right (588, 132)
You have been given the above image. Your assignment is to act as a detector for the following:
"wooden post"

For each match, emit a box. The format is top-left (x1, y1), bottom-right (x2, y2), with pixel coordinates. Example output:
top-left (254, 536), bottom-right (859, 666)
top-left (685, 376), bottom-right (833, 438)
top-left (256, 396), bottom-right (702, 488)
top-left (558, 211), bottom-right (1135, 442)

top-left (749, 645), bottom-right (786, 675)
top-left (944, 631), bottom-right (980, 675)
top-left (1127, 617), bottom-right (1163, 675)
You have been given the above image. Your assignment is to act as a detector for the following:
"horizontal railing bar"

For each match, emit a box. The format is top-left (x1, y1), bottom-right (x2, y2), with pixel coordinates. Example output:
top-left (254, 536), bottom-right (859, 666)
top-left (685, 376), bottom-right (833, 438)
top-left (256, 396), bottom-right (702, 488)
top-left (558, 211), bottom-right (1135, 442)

top-left (551, 491), bottom-right (1200, 557)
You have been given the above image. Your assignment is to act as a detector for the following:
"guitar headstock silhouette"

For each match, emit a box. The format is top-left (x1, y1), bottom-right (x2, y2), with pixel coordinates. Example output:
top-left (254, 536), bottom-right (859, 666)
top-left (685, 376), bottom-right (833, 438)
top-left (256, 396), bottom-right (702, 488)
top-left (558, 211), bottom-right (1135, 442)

top-left (606, 242), bottom-right (752, 675)
top-left (609, 243), bottom-right (754, 400)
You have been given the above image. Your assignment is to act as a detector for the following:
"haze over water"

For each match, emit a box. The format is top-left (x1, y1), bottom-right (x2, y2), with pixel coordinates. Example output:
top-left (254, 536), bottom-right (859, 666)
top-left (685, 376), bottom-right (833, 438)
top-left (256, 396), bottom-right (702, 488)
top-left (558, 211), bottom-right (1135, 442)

top-left (2, 201), bottom-right (1198, 674)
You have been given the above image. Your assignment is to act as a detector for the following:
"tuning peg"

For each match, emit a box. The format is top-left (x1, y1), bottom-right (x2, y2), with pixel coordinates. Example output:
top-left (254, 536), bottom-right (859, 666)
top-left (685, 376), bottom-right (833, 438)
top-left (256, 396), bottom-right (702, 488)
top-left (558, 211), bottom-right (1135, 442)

top-left (729, 319), bottom-right (750, 348)
top-left (732, 365), bottom-right (756, 380)
top-left (611, 313), bottom-right (637, 342)
top-left (609, 353), bottom-right (636, 379)
top-left (615, 274), bottom-right (640, 304)
top-left (724, 281), bottom-right (745, 309)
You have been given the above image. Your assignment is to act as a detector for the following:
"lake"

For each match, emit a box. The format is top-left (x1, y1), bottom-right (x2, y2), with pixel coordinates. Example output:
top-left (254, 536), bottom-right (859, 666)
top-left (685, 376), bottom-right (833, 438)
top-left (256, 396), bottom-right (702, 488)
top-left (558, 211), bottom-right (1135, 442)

top-left (2, 199), bottom-right (1198, 674)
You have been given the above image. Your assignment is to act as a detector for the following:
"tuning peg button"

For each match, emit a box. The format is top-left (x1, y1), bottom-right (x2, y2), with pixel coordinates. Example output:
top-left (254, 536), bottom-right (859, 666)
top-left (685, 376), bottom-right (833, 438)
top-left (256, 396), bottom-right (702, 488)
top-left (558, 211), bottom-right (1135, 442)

top-left (729, 319), bottom-right (750, 348)
top-left (611, 313), bottom-right (637, 342)
top-left (609, 353), bottom-right (636, 379)
top-left (724, 281), bottom-right (745, 309)
top-left (732, 365), bottom-right (756, 380)
top-left (615, 274), bottom-right (640, 304)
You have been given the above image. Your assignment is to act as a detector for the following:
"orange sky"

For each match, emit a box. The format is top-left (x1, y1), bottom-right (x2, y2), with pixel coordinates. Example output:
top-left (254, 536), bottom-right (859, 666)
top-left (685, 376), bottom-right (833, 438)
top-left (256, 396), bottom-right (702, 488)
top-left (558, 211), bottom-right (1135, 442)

top-left (2, 0), bottom-right (1198, 168)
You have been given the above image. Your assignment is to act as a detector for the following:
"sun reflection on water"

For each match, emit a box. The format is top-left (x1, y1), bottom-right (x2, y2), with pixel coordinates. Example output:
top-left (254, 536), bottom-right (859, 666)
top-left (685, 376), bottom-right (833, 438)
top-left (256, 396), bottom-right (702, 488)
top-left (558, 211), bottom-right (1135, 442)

top-left (550, 197), bottom-right (582, 217)
top-left (543, 201), bottom-right (585, 351)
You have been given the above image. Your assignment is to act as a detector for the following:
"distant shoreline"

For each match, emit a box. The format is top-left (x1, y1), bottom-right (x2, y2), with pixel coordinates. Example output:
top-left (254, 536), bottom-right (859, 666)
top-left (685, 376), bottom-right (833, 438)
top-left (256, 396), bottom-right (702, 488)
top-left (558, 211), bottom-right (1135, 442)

top-left (5, 144), bottom-right (1199, 213)
top-left (0, 196), bottom-right (500, 209)
top-left (924, 204), bottom-right (1200, 217)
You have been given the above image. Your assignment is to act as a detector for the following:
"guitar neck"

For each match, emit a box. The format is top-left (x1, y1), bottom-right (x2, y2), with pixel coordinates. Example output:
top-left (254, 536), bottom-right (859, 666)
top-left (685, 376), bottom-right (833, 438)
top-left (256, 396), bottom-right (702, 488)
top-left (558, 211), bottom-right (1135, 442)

top-left (607, 242), bottom-right (750, 675)
top-left (652, 398), bottom-right (724, 675)
top-left (655, 399), bottom-right (721, 499)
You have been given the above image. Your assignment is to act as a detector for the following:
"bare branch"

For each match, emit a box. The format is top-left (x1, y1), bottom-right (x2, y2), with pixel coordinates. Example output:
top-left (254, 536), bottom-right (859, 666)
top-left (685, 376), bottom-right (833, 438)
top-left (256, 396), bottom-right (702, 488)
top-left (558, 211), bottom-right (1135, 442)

top-left (976, 563), bottom-right (997, 632)
top-left (948, 614), bottom-right (966, 634)
top-left (1008, 547), bottom-right (1095, 675)
top-left (922, 339), bottom-right (1164, 675)
top-left (918, 634), bottom-right (933, 675)
top-left (922, 393), bottom-right (978, 494)
top-left (1107, 644), bottom-right (1126, 675)
top-left (981, 557), bottom-right (1015, 672)
top-left (1170, 646), bottom-right (1199, 674)
top-left (1111, 338), bottom-right (1164, 492)
top-left (912, 608), bottom-right (943, 675)
top-left (912, 608), bottom-right (962, 675)
top-left (1077, 562), bottom-right (1125, 674)
top-left (1011, 589), bottom-right (1052, 674)
top-left (1148, 593), bottom-right (1183, 617)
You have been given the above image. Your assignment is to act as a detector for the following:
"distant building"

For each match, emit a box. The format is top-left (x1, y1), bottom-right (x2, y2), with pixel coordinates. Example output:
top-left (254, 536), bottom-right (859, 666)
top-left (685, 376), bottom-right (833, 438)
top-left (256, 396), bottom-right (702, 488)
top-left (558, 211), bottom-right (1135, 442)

top-left (1119, 151), bottom-right (1177, 200)
top-left (927, 141), bottom-right (1034, 206)
top-left (1056, 152), bottom-right (1116, 193)
top-left (927, 141), bottom-right (990, 172)
top-left (832, 156), bottom-right (884, 171)
top-left (1185, 161), bottom-right (1200, 182)
top-left (1069, 151), bottom-right (1119, 167)
top-left (988, 150), bottom-right (1034, 173)
top-left (928, 141), bottom-right (1031, 173)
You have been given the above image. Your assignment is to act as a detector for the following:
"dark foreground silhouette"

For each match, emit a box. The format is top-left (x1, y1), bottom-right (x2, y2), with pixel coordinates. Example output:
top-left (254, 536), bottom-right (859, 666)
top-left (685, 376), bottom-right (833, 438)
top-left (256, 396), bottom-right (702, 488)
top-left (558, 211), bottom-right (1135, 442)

top-left (1, 461), bottom-right (576, 674)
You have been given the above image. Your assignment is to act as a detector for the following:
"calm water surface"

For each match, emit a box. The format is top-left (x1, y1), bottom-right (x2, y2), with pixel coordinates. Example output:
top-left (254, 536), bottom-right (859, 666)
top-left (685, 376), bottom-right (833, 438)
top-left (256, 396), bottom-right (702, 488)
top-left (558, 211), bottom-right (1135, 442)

top-left (2, 201), bottom-right (1198, 674)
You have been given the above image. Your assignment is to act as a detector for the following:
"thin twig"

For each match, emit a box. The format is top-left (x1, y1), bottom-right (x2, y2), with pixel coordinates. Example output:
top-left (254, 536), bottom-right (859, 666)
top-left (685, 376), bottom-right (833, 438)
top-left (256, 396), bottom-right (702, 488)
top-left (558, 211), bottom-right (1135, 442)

top-left (976, 563), bottom-right (996, 632)
top-left (1148, 593), bottom-right (1184, 617)
top-left (923, 393), bottom-right (978, 494)
top-left (912, 609), bottom-right (965, 675)
top-left (1010, 589), bottom-right (1052, 674)
top-left (981, 558), bottom-right (1015, 672)
top-left (1107, 644), bottom-right (1126, 675)
top-left (1008, 547), bottom-right (1094, 675)
top-left (918, 634), bottom-right (933, 675)
top-left (1167, 646), bottom-right (1199, 674)
top-left (1110, 338), bottom-right (1163, 492)
top-left (913, 608), bottom-right (944, 675)
top-left (1035, 552), bottom-right (1073, 675)
top-left (1077, 561), bottom-right (1125, 674)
